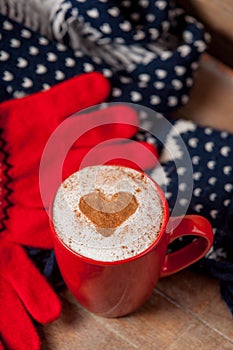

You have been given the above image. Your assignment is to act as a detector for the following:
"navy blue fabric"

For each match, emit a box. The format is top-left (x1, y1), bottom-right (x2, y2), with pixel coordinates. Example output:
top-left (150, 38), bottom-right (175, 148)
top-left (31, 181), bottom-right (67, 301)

top-left (57, 0), bottom-right (170, 44)
top-left (27, 248), bottom-right (64, 291)
top-left (0, 3), bottom-right (208, 113)
top-left (49, 0), bottom-right (209, 110)
top-left (147, 119), bottom-right (233, 314)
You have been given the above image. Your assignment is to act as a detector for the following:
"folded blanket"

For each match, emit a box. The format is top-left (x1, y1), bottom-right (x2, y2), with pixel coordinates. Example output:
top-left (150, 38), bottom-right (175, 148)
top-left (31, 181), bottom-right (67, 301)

top-left (0, 0), bottom-right (209, 113)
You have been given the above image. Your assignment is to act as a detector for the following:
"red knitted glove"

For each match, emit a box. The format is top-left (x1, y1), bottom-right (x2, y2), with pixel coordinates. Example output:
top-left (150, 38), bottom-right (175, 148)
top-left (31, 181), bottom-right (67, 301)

top-left (0, 72), bottom-right (158, 350)
top-left (0, 241), bottom-right (62, 350)
top-left (0, 72), bottom-right (111, 248)
top-left (0, 72), bottom-right (110, 350)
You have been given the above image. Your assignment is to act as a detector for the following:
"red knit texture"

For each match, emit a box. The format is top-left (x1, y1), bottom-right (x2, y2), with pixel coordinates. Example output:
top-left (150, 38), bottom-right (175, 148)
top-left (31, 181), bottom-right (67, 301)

top-left (0, 72), bottom-right (110, 350)
top-left (0, 277), bottom-right (40, 350)
top-left (0, 72), bottom-right (111, 248)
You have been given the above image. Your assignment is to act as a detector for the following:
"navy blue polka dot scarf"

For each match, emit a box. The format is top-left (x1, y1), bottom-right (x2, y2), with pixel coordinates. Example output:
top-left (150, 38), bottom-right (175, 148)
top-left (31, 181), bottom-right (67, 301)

top-left (144, 117), bottom-right (233, 315)
top-left (0, 0), bottom-right (209, 113)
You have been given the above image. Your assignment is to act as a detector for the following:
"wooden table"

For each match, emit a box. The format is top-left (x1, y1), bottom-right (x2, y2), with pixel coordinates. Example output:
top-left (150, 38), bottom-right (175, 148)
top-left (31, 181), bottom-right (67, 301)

top-left (40, 55), bottom-right (233, 349)
top-left (177, 0), bottom-right (233, 69)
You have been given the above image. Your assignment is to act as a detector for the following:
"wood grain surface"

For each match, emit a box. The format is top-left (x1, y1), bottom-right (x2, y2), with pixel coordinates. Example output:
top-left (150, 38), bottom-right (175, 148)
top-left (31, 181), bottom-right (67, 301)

top-left (177, 0), bottom-right (233, 68)
top-left (178, 0), bottom-right (233, 41)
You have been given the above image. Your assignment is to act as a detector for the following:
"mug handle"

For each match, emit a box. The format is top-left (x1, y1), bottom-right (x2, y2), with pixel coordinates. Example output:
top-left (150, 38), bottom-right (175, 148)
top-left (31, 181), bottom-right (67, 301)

top-left (160, 215), bottom-right (214, 277)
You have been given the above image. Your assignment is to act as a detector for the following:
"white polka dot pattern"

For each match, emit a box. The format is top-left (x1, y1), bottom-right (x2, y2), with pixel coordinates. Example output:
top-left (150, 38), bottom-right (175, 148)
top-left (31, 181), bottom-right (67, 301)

top-left (147, 119), bottom-right (233, 268)
top-left (0, 1), bottom-right (208, 113)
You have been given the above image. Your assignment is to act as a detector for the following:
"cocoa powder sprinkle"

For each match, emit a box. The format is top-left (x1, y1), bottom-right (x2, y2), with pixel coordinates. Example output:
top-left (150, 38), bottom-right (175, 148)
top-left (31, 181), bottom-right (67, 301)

top-left (78, 190), bottom-right (138, 237)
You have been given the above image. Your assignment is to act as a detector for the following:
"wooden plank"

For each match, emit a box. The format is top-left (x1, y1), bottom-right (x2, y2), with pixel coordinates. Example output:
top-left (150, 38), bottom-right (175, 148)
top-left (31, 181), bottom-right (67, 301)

top-left (62, 288), bottom-right (195, 350)
top-left (157, 269), bottom-right (233, 342)
top-left (167, 320), bottom-right (233, 350)
top-left (178, 0), bottom-right (233, 40)
top-left (173, 54), bottom-right (233, 132)
top-left (157, 269), bottom-right (220, 315)
top-left (177, 0), bottom-right (233, 68)
top-left (39, 294), bottom-right (138, 350)
top-left (40, 271), bottom-right (233, 350)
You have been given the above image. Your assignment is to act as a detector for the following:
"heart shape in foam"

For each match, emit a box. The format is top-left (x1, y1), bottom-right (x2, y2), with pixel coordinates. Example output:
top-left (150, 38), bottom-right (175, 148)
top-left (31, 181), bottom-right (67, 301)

top-left (79, 190), bottom-right (138, 237)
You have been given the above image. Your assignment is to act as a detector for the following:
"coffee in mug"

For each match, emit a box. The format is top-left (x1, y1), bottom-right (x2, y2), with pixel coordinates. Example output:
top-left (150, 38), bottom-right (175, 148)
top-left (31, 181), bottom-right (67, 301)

top-left (52, 165), bottom-right (164, 262)
top-left (51, 165), bottom-right (213, 317)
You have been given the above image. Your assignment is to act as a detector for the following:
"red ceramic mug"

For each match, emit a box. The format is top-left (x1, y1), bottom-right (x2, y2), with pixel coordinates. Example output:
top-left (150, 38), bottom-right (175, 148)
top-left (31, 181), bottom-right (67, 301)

top-left (50, 165), bottom-right (213, 318)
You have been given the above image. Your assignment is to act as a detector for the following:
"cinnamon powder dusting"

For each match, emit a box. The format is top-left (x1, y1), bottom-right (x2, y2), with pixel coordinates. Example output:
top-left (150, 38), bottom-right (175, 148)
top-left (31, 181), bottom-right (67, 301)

top-left (78, 190), bottom-right (138, 237)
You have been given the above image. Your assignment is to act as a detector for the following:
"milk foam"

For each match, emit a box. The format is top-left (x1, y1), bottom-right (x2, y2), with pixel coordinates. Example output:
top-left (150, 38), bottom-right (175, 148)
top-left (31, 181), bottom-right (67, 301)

top-left (52, 166), bottom-right (164, 262)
